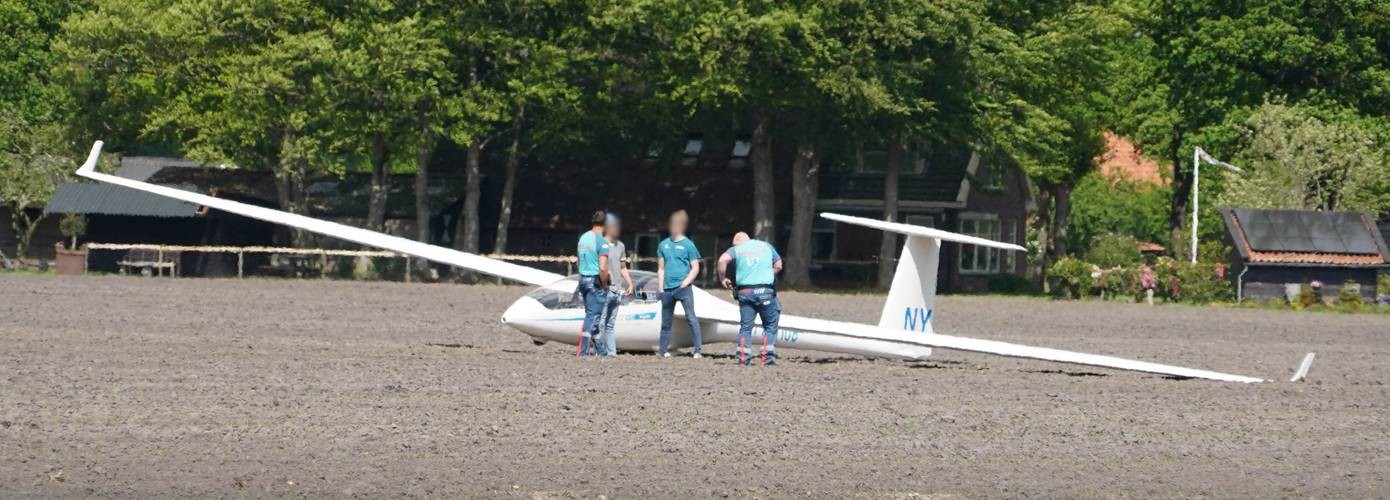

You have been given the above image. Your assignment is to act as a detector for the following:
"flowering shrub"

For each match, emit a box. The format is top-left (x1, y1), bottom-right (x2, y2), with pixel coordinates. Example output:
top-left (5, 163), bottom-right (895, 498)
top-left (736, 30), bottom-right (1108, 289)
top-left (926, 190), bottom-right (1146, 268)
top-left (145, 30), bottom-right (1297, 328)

top-left (1048, 257), bottom-right (1095, 299)
top-left (1098, 266), bottom-right (1140, 301)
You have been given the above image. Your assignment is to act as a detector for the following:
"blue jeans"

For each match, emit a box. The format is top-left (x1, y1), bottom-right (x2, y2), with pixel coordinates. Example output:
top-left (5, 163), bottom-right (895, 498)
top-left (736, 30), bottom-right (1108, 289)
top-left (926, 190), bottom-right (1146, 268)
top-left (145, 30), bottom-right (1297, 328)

top-left (737, 287), bottom-right (780, 366)
top-left (601, 289), bottom-right (621, 356)
top-left (577, 276), bottom-right (607, 356)
top-left (659, 286), bottom-right (701, 355)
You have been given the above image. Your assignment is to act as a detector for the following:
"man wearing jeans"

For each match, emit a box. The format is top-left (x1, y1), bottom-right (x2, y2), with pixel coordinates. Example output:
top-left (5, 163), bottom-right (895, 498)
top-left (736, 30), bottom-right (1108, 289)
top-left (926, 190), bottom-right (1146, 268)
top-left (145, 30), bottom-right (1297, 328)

top-left (656, 209), bottom-right (702, 358)
top-left (600, 213), bottom-right (633, 356)
top-left (717, 232), bottom-right (783, 366)
top-left (575, 210), bottom-right (610, 356)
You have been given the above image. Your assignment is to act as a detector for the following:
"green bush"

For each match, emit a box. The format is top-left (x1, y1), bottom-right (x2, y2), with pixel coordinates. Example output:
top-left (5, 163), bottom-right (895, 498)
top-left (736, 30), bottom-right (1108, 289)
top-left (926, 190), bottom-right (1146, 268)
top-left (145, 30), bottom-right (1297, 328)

top-left (1152, 256), bottom-right (1182, 299)
top-left (1048, 257), bottom-right (1095, 299)
top-left (987, 273), bottom-right (1038, 295)
top-left (1069, 173), bottom-right (1170, 254)
top-left (1087, 234), bottom-right (1142, 268)
top-left (58, 213), bottom-right (88, 249)
top-left (1295, 284), bottom-right (1320, 309)
top-left (1379, 273), bottom-right (1390, 296)
top-left (1338, 280), bottom-right (1363, 311)
top-left (1098, 266), bottom-right (1140, 301)
top-left (1170, 261), bottom-right (1232, 304)
top-left (1197, 240), bottom-right (1231, 264)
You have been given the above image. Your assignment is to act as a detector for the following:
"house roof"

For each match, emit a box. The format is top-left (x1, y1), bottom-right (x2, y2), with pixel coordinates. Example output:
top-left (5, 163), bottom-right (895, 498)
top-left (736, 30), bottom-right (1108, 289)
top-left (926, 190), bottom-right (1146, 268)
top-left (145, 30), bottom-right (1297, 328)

top-left (46, 156), bottom-right (206, 218)
top-left (1097, 132), bottom-right (1164, 185)
top-left (1222, 208), bottom-right (1390, 267)
top-left (46, 183), bottom-right (202, 218)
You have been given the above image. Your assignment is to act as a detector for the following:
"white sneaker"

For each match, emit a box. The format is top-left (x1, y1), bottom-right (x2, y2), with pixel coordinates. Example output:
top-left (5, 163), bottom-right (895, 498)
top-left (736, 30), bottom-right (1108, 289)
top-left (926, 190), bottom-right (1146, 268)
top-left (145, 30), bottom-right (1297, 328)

top-left (692, 353), bottom-right (703, 359)
top-left (661, 352), bottom-right (671, 358)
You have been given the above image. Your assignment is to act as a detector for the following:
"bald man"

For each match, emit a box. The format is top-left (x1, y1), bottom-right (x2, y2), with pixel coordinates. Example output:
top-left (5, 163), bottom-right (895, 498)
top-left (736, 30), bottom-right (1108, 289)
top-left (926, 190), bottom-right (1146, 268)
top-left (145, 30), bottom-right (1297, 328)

top-left (717, 231), bottom-right (783, 366)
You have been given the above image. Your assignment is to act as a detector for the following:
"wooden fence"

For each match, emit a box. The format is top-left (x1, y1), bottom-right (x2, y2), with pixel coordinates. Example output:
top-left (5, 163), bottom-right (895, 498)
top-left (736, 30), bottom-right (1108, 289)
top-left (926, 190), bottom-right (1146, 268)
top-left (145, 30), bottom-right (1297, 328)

top-left (82, 242), bottom-right (880, 285)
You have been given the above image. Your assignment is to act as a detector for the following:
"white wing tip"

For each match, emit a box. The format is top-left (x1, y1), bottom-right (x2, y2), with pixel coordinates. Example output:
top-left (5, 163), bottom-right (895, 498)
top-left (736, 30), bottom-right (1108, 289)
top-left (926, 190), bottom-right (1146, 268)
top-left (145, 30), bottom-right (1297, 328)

top-left (821, 212), bottom-right (1026, 252)
top-left (77, 140), bottom-right (103, 176)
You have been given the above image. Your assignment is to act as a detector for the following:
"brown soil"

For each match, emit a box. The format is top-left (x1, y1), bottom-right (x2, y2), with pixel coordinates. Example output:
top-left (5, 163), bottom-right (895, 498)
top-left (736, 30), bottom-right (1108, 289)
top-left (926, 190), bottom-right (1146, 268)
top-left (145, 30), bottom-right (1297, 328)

top-left (2, 274), bottom-right (1388, 498)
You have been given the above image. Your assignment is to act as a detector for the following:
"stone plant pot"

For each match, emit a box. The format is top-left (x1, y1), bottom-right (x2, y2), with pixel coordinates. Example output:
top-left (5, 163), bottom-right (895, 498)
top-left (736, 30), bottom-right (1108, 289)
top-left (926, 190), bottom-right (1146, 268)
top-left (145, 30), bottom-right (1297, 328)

top-left (54, 243), bottom-right (87, 275)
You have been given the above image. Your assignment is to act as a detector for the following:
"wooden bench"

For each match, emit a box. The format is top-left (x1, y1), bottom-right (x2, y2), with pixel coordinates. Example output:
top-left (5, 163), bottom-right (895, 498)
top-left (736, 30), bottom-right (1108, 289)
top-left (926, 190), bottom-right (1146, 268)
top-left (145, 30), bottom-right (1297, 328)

top-left (118, 249), bottom-right (178, 277)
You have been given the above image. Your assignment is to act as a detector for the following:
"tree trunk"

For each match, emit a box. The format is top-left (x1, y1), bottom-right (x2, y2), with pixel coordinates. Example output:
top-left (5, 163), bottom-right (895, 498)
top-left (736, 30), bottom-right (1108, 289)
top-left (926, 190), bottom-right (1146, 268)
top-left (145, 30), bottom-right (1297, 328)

top-left (1167, 127), bottom-right (1189, 254)
top-left (782, 142), bottom-right (818, 288)
top-left (414, 107), bottom-right (435, 245)
top-left (292, 155), bottom-right (313, 247)
top-left (750, 110), bottom-right (776, 244)
top-left (274, 136), bottom-right (311, 247)
top-left (9, 204), bottom-right (40, 258)
top-left (1051, 183), bottom-right (1072, 258)
top-left (876, 141), bottom-right (902, 289)
top-left (493, 104), bottom-right (525, 254)
top-left (366, 131), bottom-right (389, 232)
top-left (453, 141), bottom-right (483, 280)
top-left (1034, 187), bottom-right (1052, 287)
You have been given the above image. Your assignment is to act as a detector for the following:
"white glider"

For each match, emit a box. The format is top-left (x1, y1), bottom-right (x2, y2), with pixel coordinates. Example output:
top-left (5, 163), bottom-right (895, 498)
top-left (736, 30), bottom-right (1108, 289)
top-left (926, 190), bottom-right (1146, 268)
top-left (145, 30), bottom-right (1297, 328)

top-left (75, 141), bottom-right (1264, 383)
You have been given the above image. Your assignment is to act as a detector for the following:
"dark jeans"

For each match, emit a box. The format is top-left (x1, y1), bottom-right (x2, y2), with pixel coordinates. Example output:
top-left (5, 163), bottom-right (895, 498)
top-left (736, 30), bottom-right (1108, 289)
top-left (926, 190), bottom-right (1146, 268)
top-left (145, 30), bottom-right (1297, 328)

top-left (737, 287), bottom-right (780, 366)
top-left (659, 286), bottom-right (701, 355)
top-left (577, 276), bottom-right (607, 356)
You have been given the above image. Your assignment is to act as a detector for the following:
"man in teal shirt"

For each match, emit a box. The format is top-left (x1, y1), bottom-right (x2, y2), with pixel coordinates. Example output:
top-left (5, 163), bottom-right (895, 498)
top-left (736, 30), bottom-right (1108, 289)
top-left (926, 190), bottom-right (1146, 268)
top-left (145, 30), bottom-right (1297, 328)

top-left (717, 231), bottom-right (783, 366)
top-left (657, 209), bottom-right (702, 358)
top-left (576, 210), bottom-right (610, 356)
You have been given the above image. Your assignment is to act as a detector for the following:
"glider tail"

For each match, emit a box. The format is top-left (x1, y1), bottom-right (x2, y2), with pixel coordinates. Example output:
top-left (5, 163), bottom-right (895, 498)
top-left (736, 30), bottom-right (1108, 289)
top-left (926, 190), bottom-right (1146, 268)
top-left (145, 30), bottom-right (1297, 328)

top-left (820, 213), bottom-right (1026, 335)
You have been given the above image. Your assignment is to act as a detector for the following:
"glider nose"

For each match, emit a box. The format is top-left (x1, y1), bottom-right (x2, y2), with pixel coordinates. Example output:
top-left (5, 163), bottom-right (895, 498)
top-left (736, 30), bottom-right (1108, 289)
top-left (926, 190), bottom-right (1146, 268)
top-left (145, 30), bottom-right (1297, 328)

top-left (501, 295), bottom-right (540, 325)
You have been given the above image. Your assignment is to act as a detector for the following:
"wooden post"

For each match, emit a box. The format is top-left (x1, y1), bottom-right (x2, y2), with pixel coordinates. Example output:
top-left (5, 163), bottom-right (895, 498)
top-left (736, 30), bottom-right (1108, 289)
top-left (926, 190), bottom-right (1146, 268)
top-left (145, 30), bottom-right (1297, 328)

top-left (157, 249), bottom-right (164, 277)
top-left (320, 251), bottom-right (328, 279)
top-left (237, 251), bottom-right (244, 278)
top-left (404, 255), bottom-right (411, 283)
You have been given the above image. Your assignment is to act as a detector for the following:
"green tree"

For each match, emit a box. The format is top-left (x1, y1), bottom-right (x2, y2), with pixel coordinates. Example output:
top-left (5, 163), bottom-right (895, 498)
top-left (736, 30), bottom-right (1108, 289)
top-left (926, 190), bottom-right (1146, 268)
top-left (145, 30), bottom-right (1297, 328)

top-left (0, 0), bottom-right (89, 258)
top-left (975, 1), bottom-right (1130, 265)
top-left (1130, 0), bottom-right (1390, 246)
top-left (1069, 172), bottom-right (1170, 253)
top-left (0, 117), bottom-right (73, 257)
top-left (1218, 101), bottom-right (1390, 212)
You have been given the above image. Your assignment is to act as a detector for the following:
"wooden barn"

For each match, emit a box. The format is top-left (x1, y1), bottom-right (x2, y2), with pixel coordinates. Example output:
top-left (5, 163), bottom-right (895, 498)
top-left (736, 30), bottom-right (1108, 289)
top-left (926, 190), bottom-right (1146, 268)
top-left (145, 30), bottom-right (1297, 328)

top-left (1220, 208), bottom-right (1390, 302)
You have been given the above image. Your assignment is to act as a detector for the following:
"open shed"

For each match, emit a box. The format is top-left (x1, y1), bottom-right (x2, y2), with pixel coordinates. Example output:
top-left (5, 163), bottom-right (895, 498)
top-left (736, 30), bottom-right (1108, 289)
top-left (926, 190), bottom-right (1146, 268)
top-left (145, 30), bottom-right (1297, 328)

top-left (1221, 208), bottom-right (1389, 302)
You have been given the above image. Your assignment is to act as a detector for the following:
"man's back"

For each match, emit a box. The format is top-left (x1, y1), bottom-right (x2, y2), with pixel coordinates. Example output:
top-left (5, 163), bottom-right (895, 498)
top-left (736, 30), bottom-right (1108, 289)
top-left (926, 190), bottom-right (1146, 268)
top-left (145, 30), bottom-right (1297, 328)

top-left (729, 240), bottom-right (779, 286)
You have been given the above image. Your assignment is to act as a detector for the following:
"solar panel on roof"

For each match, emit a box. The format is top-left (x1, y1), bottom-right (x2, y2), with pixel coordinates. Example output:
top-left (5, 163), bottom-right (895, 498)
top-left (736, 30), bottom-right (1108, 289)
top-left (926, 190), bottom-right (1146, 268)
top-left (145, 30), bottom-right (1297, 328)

top-left (1338, 213), bottom-right (1380, 254)
top-left (1239, 210), bottom-right (1284, 251)
top-left (1233, 208), bottom-right (1385, 256)
top-left (1277, 212), bottom-right (1317, 252)
top-left (1307, 214), bottom-right (1350, 253)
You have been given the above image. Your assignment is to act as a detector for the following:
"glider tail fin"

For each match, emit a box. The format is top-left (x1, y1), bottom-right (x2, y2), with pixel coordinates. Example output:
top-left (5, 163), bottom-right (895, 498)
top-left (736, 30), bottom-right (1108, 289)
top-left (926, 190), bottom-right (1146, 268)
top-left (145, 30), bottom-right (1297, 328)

top-left (881, 235), bottom-right (940, 334)
top-left (820, 212), bottom-right (1026, 335)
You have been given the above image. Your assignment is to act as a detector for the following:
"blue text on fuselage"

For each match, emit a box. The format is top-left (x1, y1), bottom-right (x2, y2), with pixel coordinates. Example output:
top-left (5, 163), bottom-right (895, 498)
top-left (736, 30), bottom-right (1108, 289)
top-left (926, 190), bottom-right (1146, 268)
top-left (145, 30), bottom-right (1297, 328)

top-left (903, 307), bottom-right (933, 332)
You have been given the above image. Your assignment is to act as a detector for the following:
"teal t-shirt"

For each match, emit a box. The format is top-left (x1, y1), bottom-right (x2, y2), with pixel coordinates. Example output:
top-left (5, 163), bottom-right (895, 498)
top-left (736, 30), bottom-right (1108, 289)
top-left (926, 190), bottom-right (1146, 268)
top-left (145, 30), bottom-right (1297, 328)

top-left (726, 240), bottom-right (781, 286)
top-left (658, 236), bottom-right (701, 290)
top-left (577, 230), bottom-right (609, 276)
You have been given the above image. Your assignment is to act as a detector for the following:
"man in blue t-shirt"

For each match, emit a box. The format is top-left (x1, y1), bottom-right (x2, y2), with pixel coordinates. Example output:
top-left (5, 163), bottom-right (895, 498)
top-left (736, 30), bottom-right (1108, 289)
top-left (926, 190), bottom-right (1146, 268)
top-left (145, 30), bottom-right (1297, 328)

top-left (575, 210), bottom-right (610, 356)
top-left (656, 209), bottom-right (703, 358)
top-left (717, 231), bottom-right (783, 366)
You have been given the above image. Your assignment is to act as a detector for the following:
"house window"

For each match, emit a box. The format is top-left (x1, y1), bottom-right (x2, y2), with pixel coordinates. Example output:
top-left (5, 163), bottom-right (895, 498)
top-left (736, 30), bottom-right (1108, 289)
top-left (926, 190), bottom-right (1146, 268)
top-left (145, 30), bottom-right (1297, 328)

top-left (680, 134), bottom-right (703, 167)
top-left (958, 214), bottom-right (1013, 274)
top-left (977, 161), bottom-right (1004, 190)
top-left (858, 146), bottom-right (890, 172)
top-left (729, 136), bottom-right (751, 169)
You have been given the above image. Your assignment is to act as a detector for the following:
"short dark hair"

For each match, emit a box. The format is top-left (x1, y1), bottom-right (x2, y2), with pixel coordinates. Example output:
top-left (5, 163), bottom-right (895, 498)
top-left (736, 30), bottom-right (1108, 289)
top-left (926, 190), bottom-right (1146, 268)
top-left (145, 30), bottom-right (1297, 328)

top-left (591, 210), bottom-right (608, 226)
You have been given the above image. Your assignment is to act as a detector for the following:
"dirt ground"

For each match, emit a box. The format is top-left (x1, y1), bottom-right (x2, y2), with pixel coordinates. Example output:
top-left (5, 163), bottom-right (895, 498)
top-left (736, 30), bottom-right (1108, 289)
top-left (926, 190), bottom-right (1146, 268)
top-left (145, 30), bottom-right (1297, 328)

top-left (2, 274), bottom-right (1388, 498)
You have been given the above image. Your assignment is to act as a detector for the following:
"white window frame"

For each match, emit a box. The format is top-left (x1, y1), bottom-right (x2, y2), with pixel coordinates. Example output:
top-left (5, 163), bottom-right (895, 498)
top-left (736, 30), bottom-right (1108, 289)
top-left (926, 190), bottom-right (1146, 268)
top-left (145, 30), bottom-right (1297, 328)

top-left (958, 213), bottom-right (1004, 275)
